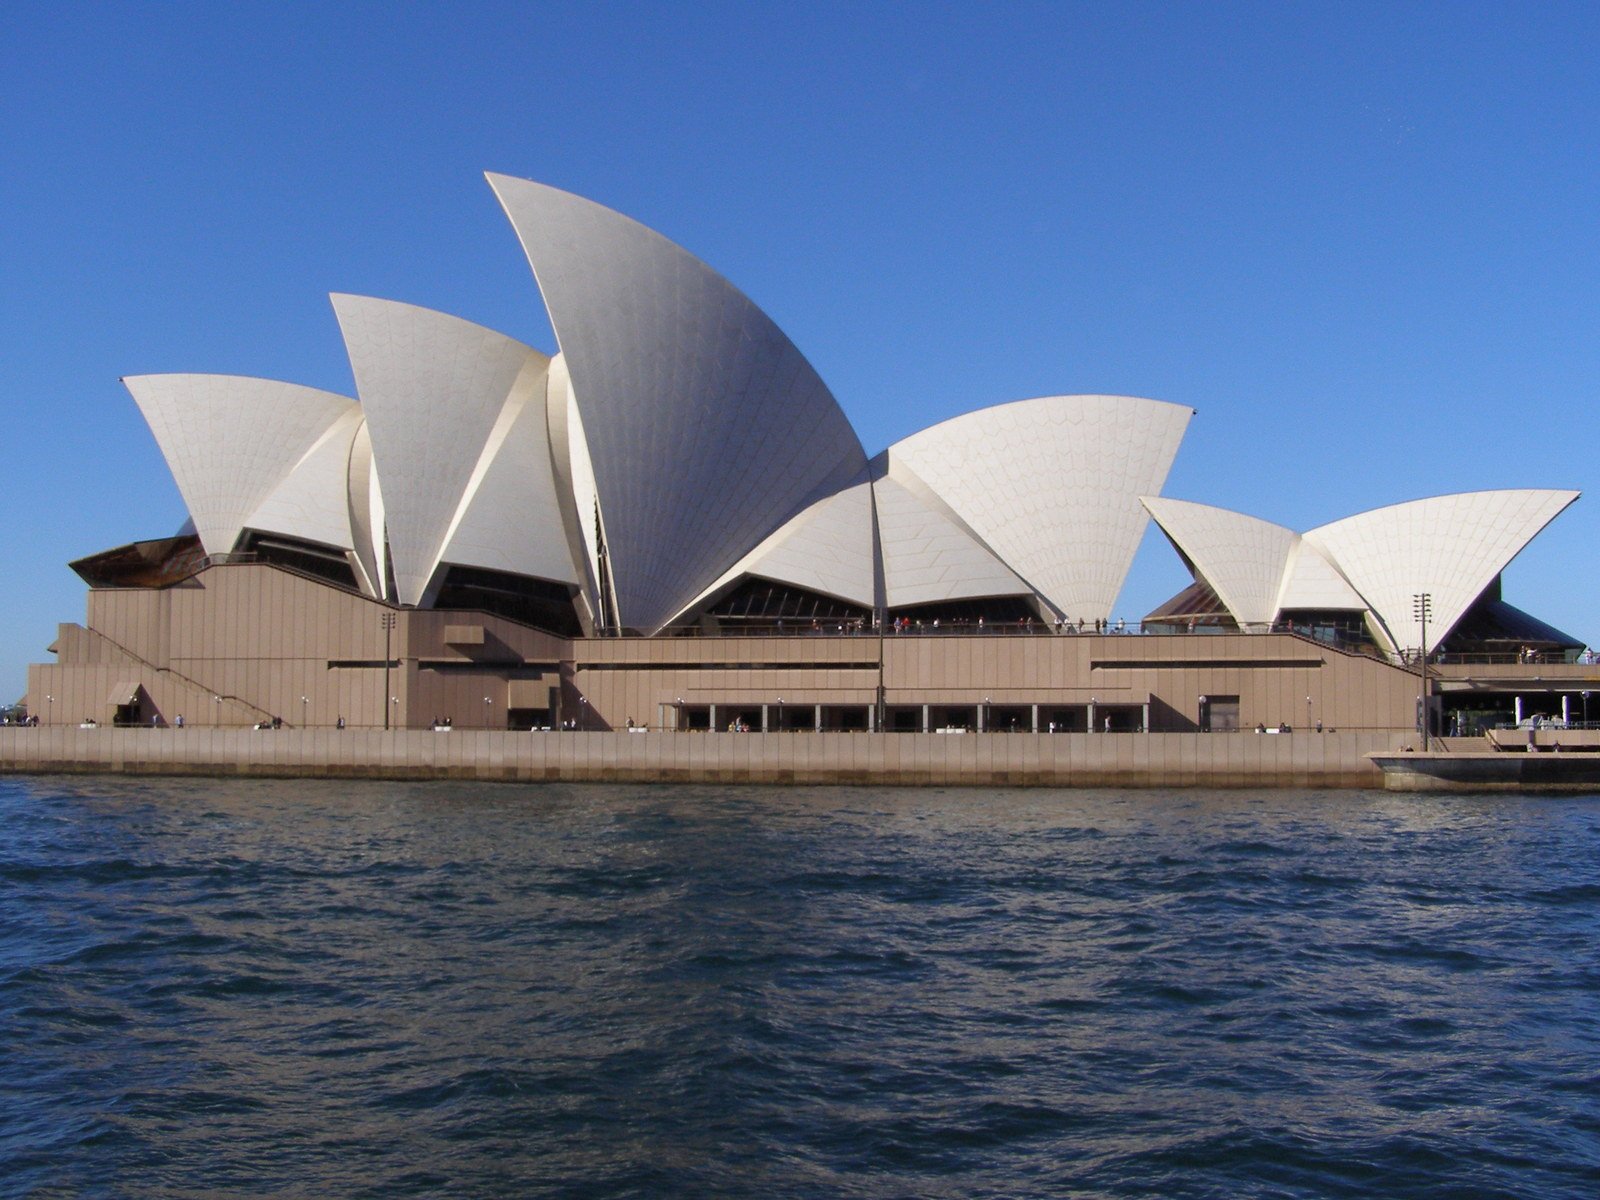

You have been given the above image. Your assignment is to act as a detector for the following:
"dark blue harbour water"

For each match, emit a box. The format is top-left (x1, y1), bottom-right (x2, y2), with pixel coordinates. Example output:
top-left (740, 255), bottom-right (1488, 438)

top-left (2, 778), bottom-right (1598, 1199)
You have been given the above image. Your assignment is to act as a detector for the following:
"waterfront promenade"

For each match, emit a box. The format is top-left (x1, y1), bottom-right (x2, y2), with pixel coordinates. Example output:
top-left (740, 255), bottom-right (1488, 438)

top-left (1, 726), bottom-right (1401, 788)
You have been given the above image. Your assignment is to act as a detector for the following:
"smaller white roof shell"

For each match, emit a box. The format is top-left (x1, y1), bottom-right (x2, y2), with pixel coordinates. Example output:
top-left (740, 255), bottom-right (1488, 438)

top-left (125, 373), bottom-right (358, 558)
top-left (889, 395), bottom-right (1192, 622)
top-left (435, 357), bottom-right (582, 590)
top-left (332, 295), bottom-right (554, 607)
top-left (1140, 497), bottom-right (1297, 629)
top-left (674, 473), bottom-right (879, 621)
top-left (875, 470), bottom-right (1029, 609)
top-left (242, 408), bottom-right (365, 553)
top-left (1303, 489), bottom-right (1579, 652)
top-left (1275, 541), bottom-right (1365, 613)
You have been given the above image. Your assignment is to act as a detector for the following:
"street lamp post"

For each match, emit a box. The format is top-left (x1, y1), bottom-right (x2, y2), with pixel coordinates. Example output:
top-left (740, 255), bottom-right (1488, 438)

top-left (380, 612), bottom-right (398, 731)
top-left (1413, 593), bottom-right (1432, 744)
top-left (46, 694), bottom-right (53, 724)
top-left (301, 695), bottom-right (309, 727)
top-left (483, 695), bottom-right (492, 729)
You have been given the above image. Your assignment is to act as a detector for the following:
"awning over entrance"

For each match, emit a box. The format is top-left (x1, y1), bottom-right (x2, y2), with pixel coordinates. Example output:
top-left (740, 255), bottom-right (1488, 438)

top-left (108, 681), bottom-right (142, 704)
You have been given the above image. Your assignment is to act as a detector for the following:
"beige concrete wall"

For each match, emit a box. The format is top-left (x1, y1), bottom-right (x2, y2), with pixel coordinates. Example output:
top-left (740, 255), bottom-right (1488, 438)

top-left (1, 726), bottom-right (1400, 788)
top-left (28, 563), bottom-right (1438, 739)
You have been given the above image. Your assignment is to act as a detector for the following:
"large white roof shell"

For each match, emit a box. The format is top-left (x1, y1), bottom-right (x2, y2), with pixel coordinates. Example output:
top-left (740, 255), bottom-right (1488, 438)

top-left (1140, 497), bottom-right (1297, 629)
top-left (889, 395), bottom-right (1191, 622)
top-left (488, 173), bottom-right (867, 632)
top-left (125, 373), bottom-right (358, 558)
top-left (1303, 489), bottom-right (1579, 653)
top-left (331, 295), bottom-right (554, 607)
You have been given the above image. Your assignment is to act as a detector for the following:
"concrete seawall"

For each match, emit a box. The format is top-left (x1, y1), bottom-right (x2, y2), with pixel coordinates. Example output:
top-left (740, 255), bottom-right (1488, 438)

top-left (1, 728), bottom-right (1402, 788)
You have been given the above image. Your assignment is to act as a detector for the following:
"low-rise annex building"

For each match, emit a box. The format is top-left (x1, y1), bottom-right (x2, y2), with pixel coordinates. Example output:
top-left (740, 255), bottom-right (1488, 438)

top-left (23, 174), bottom-right (1592, 744)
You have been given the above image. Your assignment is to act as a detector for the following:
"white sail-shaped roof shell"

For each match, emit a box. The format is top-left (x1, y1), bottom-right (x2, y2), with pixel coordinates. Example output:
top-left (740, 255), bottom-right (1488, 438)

top-left (332, 295), bottom-right (554, 607)
top-left (545, 354), bottom-right (608, 614)
top-left (889, 395), bottom-right (1191, 622)
top-left (488, 173), bottom-right (867, 633)
top-left (1141, 497), bottom-right (1298, 629)
top-left (1275, 541), bottom-right (1365, 613)
top-left (434, 361), bottom-right (582, 590)
top-left (1303, 489), bottom-right (1579, 653)
top-left (674, 473), bottom-right (879, 621)
top-left (242, 408), bottom-right (364, 553)
top-left (875, 470), bottom-right (1030, 609)
top-left (125, 373), bottom-right (358, 558)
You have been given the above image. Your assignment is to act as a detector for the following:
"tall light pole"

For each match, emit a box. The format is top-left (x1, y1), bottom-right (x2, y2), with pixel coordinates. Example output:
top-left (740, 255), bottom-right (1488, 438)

top-left (380, 612), bottom-right (397, 730)
top-left (483, 695), bottom-right (492, 729)
top-left (1413, 593), bottom-right (1432, 744)
top-left (46, 694), bottom-right (53, 724)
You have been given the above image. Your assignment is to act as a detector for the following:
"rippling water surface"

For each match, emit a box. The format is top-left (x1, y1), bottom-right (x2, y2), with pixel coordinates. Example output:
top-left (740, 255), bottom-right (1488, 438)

top-left (2, 777), bottom-right (1598, 1198)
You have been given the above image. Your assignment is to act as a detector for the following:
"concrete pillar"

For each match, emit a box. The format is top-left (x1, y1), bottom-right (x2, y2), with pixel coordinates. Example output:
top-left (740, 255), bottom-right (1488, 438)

top-left (921, 704), bottom-right (930, 733)
top-left (1562, 694), bottom-right (1571, 726)
top-left (1030, 704), bottom-right (1039, 733)
top-left (1087, 701), bottom-right (1097, 732)
top-left (814, 704), bottom-right (822, 733)
top-left (1515, 696), bottom-right (1524, 724)
top-left (761, 704), bottom-right (770, 733)
top-left (867, 706), bottom-right (875, 732)
top-left (977, 704), bottom-right (986, 733)
top-left (1142, 701), bottom-right (1150, 733)
top-left (709, 704), bottom-right (718, 731)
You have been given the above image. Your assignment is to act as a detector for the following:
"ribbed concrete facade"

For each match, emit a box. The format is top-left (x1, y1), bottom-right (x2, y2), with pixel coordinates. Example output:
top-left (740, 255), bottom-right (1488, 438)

top-left (28, 558), bottom-right (1432, 737)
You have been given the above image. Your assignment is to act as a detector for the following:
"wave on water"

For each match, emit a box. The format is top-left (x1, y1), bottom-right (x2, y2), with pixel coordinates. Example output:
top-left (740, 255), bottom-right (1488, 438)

top-left (3, 777), bottom-right (1599, 1198)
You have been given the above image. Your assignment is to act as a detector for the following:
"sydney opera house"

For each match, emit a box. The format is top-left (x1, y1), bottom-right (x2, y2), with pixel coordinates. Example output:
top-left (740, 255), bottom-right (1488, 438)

top-left (25, 174), bottom-right (1590, 741)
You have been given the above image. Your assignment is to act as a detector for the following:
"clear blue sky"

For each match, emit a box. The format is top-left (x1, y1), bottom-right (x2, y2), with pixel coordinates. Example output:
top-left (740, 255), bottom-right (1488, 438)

top-left (3, 1), bottom-right (1597, 700)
